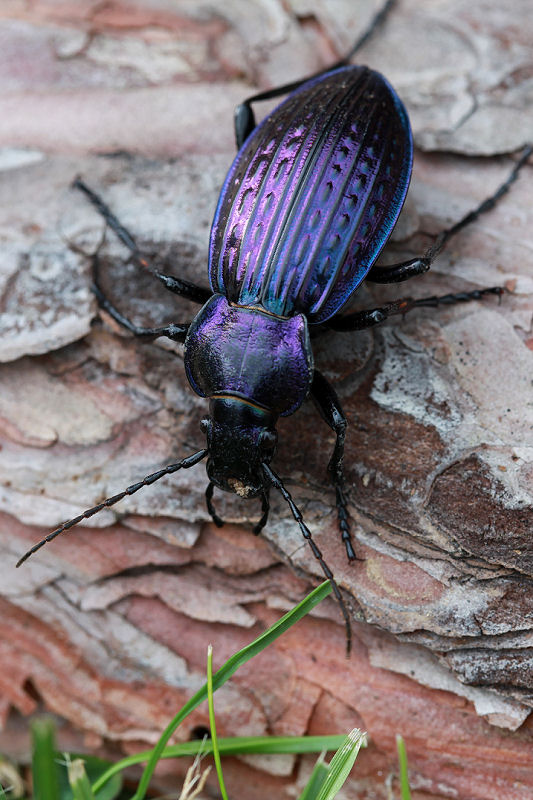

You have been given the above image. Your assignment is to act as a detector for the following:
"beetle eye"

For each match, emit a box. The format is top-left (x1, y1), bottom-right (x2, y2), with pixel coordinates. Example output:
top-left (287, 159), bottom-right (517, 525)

top-left (259, 430), bottom-right (277, 451)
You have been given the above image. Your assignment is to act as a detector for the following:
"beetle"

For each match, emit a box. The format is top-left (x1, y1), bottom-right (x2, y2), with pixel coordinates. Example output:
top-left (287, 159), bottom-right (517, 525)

top-left (16, 0), bottom-right (531, 649)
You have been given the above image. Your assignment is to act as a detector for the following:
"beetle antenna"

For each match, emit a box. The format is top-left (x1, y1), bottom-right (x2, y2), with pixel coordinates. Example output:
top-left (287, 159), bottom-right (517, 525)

top-left (262, 463), bottom-right (352, 655)
top-left (16, 449), bottom-right (208, 568)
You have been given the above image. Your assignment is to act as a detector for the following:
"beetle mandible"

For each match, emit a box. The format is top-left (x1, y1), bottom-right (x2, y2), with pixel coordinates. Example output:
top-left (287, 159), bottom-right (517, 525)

top-left (17, 0), bottom-right (532, 649)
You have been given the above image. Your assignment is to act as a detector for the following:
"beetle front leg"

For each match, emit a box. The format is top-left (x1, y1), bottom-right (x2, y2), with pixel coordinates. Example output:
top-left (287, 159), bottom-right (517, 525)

top-left (310, 370), bottom-right (356, 561)
top-left (206, 482), bottom-right (269, 534)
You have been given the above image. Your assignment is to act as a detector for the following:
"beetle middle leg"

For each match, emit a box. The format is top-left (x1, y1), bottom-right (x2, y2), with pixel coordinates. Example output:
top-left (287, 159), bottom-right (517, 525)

top-left (91, 253), bottom-right (190, 343)
top-left (74, 178), bottom-right (211, 305)
top-left (310, 370), bottom-right (356, 561)
top-left (366, 144), bottom-right (532, 286)
top-left (325, 286), bottom-right (507, 333)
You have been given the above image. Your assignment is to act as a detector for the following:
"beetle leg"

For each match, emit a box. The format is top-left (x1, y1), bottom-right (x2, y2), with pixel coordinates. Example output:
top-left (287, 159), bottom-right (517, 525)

top-left (92, 254), bottom-right (189, 342)
top-left (326, 286), bottom-right (507, 332)
top-left (253, 490), bottom-right (270, 535)
top-left (326, 145), bottom-right (531, 328)
top-left (366, 257), bottom-right (431, 284)
top-left (205, 481), bottom-right (225, 527)
top-left (310, 371), bottom-right (356, 562)
top-left (154, 273), bottom-right (211, 304)
top-left (368, 144), bottom-right (532, 284)
top-left (234, 0), bottom-right (396, 148)
top-left (74, 179), bottom-right (211, 304)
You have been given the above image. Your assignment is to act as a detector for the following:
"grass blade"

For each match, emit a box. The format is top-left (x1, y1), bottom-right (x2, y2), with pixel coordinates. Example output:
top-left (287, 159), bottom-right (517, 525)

top-left (91, 733), bottom-right (347, 786)
top-left (315, 729), bottom-right (366, 800)
top-left (207, 645), bottom-right (228, 800)
top-left (104, 581), bottom-right (333, 800)
top-left (58, 754), bottom-right (122, 800)
top-left (31, 718), bottom-right (60, 800)
top-left (396, 735), bottom-right (412, 800)
top-left (68, 759), bottom-right (95, 800)
top-left (297, 758), bottom-right (328, 800)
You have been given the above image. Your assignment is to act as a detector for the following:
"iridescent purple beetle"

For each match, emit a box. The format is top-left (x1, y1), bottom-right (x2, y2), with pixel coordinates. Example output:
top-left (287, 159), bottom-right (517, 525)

top-left (18, 2), bottom-right (532, 647)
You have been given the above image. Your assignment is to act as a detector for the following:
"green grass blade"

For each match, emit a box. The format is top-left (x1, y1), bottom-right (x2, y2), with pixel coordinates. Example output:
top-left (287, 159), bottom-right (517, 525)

top-left (68, 759), bottom-right (95, 800)
top-left (32, 718), bottom-right (60, 800)
top-left (91, 734), bottom-right (347, 786)
top-left (113, 581), bottom-right (333, 800)
top-left (58, 754), bottom-right (122, 800)
top-left (297, 758), bottom-right (328, 800)
top-left (396, 735), bottom-right (412, 800)
top-left (315, 729), bottom-right (366, 800)
top-left (207, 645), bottom-right (228, 800)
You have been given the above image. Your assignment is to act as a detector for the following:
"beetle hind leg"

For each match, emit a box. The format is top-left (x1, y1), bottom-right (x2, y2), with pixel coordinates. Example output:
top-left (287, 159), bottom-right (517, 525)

top-left (234, 0), bottom-right (397, 149)
top-left (311, 371), bottom-right (357, 562)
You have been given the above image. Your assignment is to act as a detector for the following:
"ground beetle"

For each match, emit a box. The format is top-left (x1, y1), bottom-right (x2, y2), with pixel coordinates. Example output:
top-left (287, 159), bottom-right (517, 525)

top-left (17, 0), bottom-right (531, 649)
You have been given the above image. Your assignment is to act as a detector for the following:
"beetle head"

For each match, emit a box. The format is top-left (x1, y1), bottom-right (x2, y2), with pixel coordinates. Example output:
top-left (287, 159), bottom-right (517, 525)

top-left (202, 396), bottom-right (277, 498)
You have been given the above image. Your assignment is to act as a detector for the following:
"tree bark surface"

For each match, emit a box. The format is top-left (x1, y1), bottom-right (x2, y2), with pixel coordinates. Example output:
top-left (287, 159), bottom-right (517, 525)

top-left (1, 1), bottom-right (532, 797)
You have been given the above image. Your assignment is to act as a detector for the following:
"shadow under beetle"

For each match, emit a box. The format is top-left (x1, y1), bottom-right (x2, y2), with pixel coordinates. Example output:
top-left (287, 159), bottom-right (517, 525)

top-left (17, 0), bottom-right (532, 651)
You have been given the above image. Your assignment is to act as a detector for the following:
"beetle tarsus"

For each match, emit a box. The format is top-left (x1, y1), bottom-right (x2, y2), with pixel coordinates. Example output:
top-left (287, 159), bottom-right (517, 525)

top-left (327, 286), bottom-right (509, 332)
top-left (334, 485), bottom-right (357, 561)
top-left (335, 0), bottom-right (397, 68)
top-left (364, 145), bottom-right (531, 291)
top-left (426, 146), bottom-right (532, 262)
top-left (91, 253), bottom-right (190, 342)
